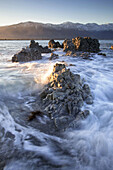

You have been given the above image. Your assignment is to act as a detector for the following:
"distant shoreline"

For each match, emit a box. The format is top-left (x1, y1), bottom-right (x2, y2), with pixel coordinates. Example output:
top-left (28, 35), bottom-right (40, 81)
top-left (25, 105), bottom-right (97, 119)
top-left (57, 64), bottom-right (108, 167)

top-left (0, 38), bottom-right (113, 41)
top-left (0, 39), bottom-right (64, 41)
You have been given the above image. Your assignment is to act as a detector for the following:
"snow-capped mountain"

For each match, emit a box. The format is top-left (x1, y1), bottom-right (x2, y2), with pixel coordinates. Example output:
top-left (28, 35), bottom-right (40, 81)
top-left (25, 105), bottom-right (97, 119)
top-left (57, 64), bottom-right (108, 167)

top-left (46, 22), bottom-right (113, 31)
top-left (9, 21), bottom-right (113, 31)
top-left (0, 21), bottom-right (113, 40)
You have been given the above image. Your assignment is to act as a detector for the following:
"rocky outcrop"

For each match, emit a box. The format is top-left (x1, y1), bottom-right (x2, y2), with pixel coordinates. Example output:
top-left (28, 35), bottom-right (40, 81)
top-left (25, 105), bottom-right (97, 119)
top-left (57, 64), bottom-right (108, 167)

top-left (40, 63), bottom-right (93, 131)
top-left (48, 39), bottom-right (62, 48)
top-left (63, 39), bottom-right (75, 52)
top-left (12, 40), bottom-right (51, 62)
top-left (65, 51), bottom-right (92, 59)
top-left (110, 45), bottom-right (113, 50)
top-left (12, 47), bottom-right (42, 62)
top-left (98, 52), bottom-right (106, 56)
top-left (63, 37), bottom-right (100, 53)
top-left (29, 40), bottom-right (51, 53)
top-left (49, 53), bottom-right (59, 60)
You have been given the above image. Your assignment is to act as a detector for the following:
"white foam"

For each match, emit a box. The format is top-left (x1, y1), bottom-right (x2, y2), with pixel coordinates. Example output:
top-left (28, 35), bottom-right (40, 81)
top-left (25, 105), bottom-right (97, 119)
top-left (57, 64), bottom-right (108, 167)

top-left (1, 40), bottom-right (113, 169)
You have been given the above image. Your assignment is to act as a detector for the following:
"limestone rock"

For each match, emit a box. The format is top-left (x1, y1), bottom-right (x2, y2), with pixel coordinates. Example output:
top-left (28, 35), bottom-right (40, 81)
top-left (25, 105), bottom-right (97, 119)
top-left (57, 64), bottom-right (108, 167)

top-left (63, 39), bottom-right (75, 52)
top-left (63, 37), bottom-right (100, 53)
top-left (40, 63), bottom-right (93, 130)
top-left (12, 40), bottom-right (51, 62)
top-left (29, 40), bottom-right (51, 53)
top-left (12, 47), bottom-right (42, 62)
top-left (48, 39), bottom-right (62, 48)
top-left (29, 40), bottom-right (39, 48)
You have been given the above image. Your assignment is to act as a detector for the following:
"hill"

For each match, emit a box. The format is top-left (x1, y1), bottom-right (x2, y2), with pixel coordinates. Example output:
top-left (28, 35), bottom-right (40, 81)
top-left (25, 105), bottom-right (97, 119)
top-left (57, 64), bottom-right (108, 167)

top-left (0, 21), bottom-right (113, 40)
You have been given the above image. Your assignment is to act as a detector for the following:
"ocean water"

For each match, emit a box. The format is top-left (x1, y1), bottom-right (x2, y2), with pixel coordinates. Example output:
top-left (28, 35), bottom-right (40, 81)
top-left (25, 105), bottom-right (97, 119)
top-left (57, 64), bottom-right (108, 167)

top-left (0, 40), bottom-right (113, 170)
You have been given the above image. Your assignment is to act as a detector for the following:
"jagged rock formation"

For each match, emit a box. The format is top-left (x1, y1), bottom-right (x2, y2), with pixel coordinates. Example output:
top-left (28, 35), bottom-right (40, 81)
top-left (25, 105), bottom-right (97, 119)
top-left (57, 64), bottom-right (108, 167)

top-left (12, 40), bottom-right (51, 62)
top-left (63, 37), bottom-right (100, 53)
top-left (48, 39), bottom-right (62, 48)
top-left (29, 40), bottom-right (51, 53)
top-left (40, 63), bottom-right (93, 130)
top-left (12, 47), bottom-right (42, 62)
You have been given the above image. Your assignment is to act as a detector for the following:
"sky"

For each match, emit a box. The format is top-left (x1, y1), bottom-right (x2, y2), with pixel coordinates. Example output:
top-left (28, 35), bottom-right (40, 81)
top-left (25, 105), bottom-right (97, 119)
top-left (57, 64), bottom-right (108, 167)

top-left (0, 0), bottom-right (113, 26)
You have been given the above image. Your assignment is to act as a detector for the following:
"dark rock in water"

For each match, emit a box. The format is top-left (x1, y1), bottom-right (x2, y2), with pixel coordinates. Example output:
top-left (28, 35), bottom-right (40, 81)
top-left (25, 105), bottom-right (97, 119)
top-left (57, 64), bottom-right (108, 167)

top-left (63, 39), bottom-right (75, 52)
top-left (29, 40), bottom-right (51, 53)
top-left (40, 63), bottom-right (93, 131)
top-left (110, 45), bottom-right (113, 50)
top-left (82, 84), bottom-right (93, 104)
top-left (28, 110), bottom-right (44, 121)
top-left (73, 37), bottom-right (100, 52)
top-left (69, 64), bottom-right (76, 66)
top-left (55, 41), bottom-right (61, 48)
top-left (12, 47), bottom-right (42, 62)
top-left (65, 51), bottom-right (92, 59)
top-left (85, 95), bottom-right (93, 104)
top-left (40, 46), bottom-right (51, 53)
top-left (48, 39), bottom-right (62, 48)
top-left (65, 50), bottom-right (74, 56)
top-left (29, 40), bottom-right (39, 48)
top-left (49, 53), bottom-right (59, 60)
top-left (80, 52), bottom-right (91, 59)
top-left (54, 115), bottom-right (74, 130)
top-left (81, 110), bottom-right (90, 118)
top-left (98, 53), bottom-right (106, 56)
top-left (48, 39), bottom-right (56, 48)
top-left (63, 37), bottom-right (100, 53)
top-left (12, 40), bottom-right (51, 62)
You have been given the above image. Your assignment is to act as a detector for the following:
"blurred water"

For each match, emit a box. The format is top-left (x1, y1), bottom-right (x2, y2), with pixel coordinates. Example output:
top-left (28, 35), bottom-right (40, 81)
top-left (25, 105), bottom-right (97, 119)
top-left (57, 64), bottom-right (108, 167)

top-left (0, 40), bottom-right (113, 170)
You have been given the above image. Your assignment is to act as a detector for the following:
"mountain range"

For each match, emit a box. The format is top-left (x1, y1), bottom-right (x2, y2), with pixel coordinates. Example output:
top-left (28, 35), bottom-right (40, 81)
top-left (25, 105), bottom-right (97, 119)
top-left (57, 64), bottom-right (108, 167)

top-left (0, 21), bottom-right (113, 40)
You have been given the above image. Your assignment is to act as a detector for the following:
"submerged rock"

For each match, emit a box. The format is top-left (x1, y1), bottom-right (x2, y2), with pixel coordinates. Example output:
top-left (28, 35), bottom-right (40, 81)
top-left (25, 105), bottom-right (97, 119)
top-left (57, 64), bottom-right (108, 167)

top-left (12, 40), bottom-right (51, 62)
top-left (40, 63), bottom-right (93, 131)
top-left (98, 52), bottom-right (106, 56)
top-left (63, 37), bottom-right (100, 53)
top-left (28, 110), bottom-right (44, 121)
top-left (65, 51), bottom-right (92, 59)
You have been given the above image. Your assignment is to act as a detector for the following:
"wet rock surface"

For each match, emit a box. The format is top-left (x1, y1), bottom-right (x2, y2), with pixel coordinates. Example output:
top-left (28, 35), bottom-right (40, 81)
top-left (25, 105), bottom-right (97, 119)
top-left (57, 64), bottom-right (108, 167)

top-left (12, 40), bottom-right (51, 62)
top-left (49, 53), bottom-right (59, 60)
top-left (98, 52), bottom-right (106, 56)
top-left (29, 40), bottom-right (51, 53)
top-left (63, 37), bottom-right (100, 53)
top-left (48, 39), bottom-right (63, 48)
top-left (12, 47), bottom-right (42, 62)
top-left (65, 51), bottom-right (92, 59)
top-left (40, 63), bottom-right (93, 131)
